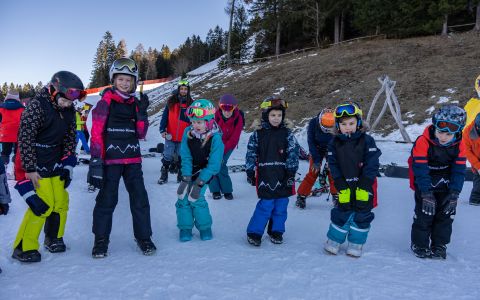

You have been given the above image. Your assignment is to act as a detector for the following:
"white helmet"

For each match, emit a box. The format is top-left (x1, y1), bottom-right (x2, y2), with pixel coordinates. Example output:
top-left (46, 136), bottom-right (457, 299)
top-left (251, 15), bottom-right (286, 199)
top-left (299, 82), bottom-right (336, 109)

top-left (109, 58), bottom-right (139, 83)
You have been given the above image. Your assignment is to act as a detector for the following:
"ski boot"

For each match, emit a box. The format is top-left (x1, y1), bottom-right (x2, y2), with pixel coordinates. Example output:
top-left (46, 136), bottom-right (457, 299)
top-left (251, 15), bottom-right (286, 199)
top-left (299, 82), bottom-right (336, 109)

top-left (92, 236), bottom-right (110, 258)
top-left (12, 247), bottom-right (41, 263)
top-left (212, 192), bottom-right (222, 200)
top-left (200, 228), bottom-right (213, 241)
top-left (136, 238), bottom-right (157, 256)
top-left (224, 193), bottom-right (234, 200)
top-left (179, 229), bottom-right (193, 242)
top-left (44, 237), bottom-right (66, 253)
top-left (324, 239), bottom-right (340, 255)
top-left (269, 232), bottom-right (283, 244)
top-left (247, 233), bottom-right (262, 247)
top-left (411, 244), bottom-right (431, 259)
top-left (296, 195), bottom-right (306, 209)
top-left (430, 245), bottom-right (447, 259)
top-left (346, 242), bottom-right (363, 257)
top-left (157, 165), bottom-right (169, 185)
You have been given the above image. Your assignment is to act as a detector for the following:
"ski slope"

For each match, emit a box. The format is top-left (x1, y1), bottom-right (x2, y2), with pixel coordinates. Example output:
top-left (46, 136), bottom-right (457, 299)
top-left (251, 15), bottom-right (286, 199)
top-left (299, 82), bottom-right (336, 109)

top-left (1, 116), bottom-right (480, 300)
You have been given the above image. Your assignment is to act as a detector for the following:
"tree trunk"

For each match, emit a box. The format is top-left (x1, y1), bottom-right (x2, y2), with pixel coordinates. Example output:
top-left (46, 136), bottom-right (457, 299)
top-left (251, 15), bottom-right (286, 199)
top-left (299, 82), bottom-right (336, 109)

top-left (227, 0), bottom-right (236, 66)
top-left (315, 1), bottom-right (320, 47)
top-left (442, 14), bottom-right (448, 36)
top-left (334, 15), bottom-right (340, 44)
top-left (340, 10), bottom-right (345, 42)
top-left (476, 2), bottom-right (480, 31)
top-left (275, 0), bottom-right (282, 56)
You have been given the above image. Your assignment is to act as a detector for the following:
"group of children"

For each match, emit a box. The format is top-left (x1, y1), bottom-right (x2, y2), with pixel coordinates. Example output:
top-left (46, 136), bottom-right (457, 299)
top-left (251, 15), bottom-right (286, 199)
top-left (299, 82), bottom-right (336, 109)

top-left (1, 58), bottom-right (479, 273)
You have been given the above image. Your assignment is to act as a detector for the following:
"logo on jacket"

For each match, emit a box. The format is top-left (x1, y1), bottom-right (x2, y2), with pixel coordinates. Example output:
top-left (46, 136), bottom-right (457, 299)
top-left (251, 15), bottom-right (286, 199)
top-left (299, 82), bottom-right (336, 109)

top-left (106, 143), bottom-right (140, 154)
top-left (258, 180), bottom-right (282, 191)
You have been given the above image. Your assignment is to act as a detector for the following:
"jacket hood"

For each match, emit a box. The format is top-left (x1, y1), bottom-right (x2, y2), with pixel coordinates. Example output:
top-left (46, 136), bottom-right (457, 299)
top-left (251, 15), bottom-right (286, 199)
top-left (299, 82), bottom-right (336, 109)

top-left (251, 118), bottom-right (294, 131)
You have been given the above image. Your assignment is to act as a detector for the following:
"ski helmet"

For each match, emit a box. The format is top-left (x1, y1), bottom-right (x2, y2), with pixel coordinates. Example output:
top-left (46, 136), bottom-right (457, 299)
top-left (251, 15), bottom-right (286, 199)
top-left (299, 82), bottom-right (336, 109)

top-left (260, 96), bottom-right (287, 122)
top-left (319, 108), bottom-right (335, 132)
top-left (475, 74), bottom-right (480, 98)
top-left (334, 102), bottom-right (363, 128)
top-left (219, 94), bottom-right (238, 112)
top-left (178, 79), bottom-right (190, 88)
top-left (49, 71), bottom-right (86, 101)
top-left (186, 99), bottom-right (216, 122)
top-left (432, 104), bottom-right (466, 133)
top-left (109, 58), bottom-right (139, 92)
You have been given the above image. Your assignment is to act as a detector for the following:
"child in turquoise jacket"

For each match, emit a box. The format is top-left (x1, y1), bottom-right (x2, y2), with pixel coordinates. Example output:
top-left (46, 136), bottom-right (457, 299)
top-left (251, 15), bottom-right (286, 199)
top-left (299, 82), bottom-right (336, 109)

top-left (176, 99), bottom-right (224, 241)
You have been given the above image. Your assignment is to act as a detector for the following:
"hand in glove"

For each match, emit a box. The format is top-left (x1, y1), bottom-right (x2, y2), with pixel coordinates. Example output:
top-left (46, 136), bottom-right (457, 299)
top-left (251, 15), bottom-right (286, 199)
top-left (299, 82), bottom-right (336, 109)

top-left (246, 170), bottom-right (256, 186)
top-left (137, 93), bottom-right (150, 119)
top-left (338, 188), bottom-right (351, 204)
top-left (188, 179), bottom-right (205, 202)
top-left (355, 188), bottom-right (369, 202)
top-left (15, 180), bottom-right (49, 216)
top-left (443, 191), bottom-right (459, 215)
top-left (87, 158), bottom-right (104, 190)
top-left (177, 176), bottom-right (192, 199)
top-left (0, 203), bottom-right (9, 215)
top-left (60, 155), bottom-right (77, 188)
top-left (421, 192), bottom-right (436, 216)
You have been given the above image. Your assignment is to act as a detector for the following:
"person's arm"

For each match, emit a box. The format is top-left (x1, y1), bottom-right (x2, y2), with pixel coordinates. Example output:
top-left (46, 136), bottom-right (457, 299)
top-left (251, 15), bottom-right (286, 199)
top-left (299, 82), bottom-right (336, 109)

top-left (18, 100), bottom-right (44, 172)
top-left (224, 112), bottom-right (243, 151)
top-left (90, 98), bottom-right (110, 159)
top-left (285, 130), bottom-right (300, 174)
top-left (358, 135), bottom-right (381, 190)
top-left (245, 132), bottom-right (258, 172)
top-left (411, 136), bottom-right (433, 194)
top-left (449, 141), bottom-right (467, 193)
top-left (159, 104), bottom-right (169, 134)
top-left (463, 130), bottom-right (480, 171)
top-left (62, 116), bottom-right (77, 157)
top-left (307, 118), bottom-right (321, 164)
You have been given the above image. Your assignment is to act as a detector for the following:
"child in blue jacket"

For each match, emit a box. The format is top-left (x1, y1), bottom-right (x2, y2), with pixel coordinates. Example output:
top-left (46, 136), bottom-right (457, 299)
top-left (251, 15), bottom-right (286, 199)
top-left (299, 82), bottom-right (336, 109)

top-left (245, 96), bottom-right (299, 246)
top-left (176, 99), bottom-right (224, 242)
top-left (324, 102), bottom-right (381, 257)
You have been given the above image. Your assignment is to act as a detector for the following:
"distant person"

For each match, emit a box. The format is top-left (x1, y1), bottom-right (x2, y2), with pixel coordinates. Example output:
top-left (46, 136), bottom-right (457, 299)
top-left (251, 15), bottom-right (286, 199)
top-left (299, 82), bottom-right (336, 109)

top-left (0, 89), bottom-right (25, 175)
top-left (324, 102), bottom-right (381, 258)
top-left (409, 105), bottom-right (466, 259)
top-left (209, 94), bottom-right (243, 200)
top-left (0, 156), bottom-right (12, 274)
top-left (245, 96), bottom-right (299, 247)
top-left (12, 71), bottom-right (84, 263)
top-left (74, 101), bottom-right (90, 155)
top-left (88, 58), bottom-right (156, 258)
top-left (296, 108), bottom-right (336, 209)
top-left (463, 112), bottom-right (480, 206)
top-left (158, 79), bottom-right (193, 185)
top-left (176, 99), bottom-right (223, 242)
top-left (464, 74), bottom-right (480, 127)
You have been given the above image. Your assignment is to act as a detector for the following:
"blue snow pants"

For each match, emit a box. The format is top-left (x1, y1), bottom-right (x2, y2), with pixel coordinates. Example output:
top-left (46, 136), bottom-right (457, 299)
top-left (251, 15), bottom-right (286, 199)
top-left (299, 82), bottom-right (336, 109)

top-left (208, 150), bottom-right (233, 194)
top-left (75, 130), bottom-right (90, 154)
top-left (247, 198), bottom-right (289, 235)
top-left (326, 207), bottom-right (374, 245)
top-left (176, 184), bottom-right (212, 231)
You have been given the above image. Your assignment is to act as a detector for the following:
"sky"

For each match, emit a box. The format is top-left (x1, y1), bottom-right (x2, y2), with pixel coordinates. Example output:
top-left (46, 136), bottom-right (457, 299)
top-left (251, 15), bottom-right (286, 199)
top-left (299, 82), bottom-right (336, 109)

top-left (0, 0), bottom-right (230, 87)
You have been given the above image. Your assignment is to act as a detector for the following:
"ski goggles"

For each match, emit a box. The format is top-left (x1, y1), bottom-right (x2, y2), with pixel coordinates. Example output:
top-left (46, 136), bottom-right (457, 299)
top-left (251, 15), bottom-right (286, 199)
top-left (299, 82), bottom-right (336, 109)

top-left (178, 79), bottom-right (189, 87)
top-left (219, 103), bottom-right (237, 112)
top-left (186, 106), bottom-right (216, 118)
top-left (112, 58), bottom-right (138, 74)
top-left (53, 87), bottom-right (87, 101)
top-left (260, 98), bottom-right (288, 110)
top-left (434, 120), bottom-right (462, 133)
top-left (334, 103), bottom-right (362, 118)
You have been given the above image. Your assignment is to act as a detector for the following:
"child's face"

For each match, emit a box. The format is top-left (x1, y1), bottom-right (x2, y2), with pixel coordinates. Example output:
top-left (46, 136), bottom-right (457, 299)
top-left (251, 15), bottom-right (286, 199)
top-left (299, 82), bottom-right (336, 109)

top-left (268, 109), bottom-right (283, 127)
top-left (114, 74), bottom-right (133, 93)
top-left (192, 120), bottom-right (207, 134)
top-left (221, 109), bottom-right (233, 119)
top-left (435, 129), bottom-right (455, 145)
top-left (338, 117), bottom-right (358, 135)
top-left (179, 86), bottom-right (188, 97)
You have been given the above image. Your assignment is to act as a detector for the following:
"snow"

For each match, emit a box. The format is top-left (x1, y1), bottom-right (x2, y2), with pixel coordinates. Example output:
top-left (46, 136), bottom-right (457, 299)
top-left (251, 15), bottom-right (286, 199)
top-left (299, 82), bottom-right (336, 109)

top-left (2, 113), bottom-right (480, 299)
top-left (187, 56), bottom-right (223, 76)
top-left (437, 96), bottom-right (450, 104)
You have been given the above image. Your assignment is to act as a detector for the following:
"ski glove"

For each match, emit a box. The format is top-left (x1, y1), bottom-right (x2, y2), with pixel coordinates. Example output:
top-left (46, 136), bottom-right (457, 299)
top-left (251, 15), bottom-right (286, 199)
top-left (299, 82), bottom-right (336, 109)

top-left (0, 203), bottom-right (8, 215)
top-left (60, 155), bottom-right (77, 189)
top-left (338, 188), bottom-right (351, 204)
top-left (356, 188), bottom-right (369, 202)
top-left (15, 180), bottom-right (50, 216)
top-left (443, 191), bottom-right (459, 215)
top-left (177, 176), bottom-right (192, 199)
top-left (188, 179), bottom-right (205, 202)
top-left (87, 158), bottom-right (104, 190)
top-left (421, 192), bottom-right (436, 216)
top-left (246, 170), bottom-right (256, 186)
top-left (137, 94), bottom-right (150, 119)
top-left (284, 171), bottom-right (296, 188)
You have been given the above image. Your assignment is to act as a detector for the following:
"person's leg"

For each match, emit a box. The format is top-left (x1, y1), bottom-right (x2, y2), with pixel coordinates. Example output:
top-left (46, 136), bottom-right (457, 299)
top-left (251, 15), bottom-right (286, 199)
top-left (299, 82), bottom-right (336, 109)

top-left (217, 151), bottom-right (233, 194)
top-left (411, 190), bottom-right (434, 249)
top-left (469, 172), bottom-right (480, 205)
top-left (247, 200), bottom-right (275, 236)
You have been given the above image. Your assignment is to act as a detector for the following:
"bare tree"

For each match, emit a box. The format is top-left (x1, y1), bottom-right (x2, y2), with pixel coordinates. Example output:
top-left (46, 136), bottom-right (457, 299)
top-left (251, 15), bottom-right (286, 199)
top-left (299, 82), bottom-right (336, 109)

top-left (172, 57), bottom-right (189, 76)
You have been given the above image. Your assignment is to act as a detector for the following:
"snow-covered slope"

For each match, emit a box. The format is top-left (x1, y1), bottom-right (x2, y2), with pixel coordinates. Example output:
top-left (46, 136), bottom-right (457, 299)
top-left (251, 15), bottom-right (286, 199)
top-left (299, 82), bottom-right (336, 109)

top-left (1, 115), bottom-right (479, 299)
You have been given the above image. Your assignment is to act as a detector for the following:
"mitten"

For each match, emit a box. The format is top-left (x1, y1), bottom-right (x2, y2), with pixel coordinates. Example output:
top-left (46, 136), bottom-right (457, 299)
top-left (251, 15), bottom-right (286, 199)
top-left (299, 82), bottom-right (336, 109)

top-left (87, 158), bottom-right (104, 190)
top-left (421, 192), bottom-right (436, 216)
top-left (177, 176), bottom-right (192, 199)
top-left (443, 191), bottom-right (459, 215)
top-left (60, 155), bottom-right (77, 188)
top-left (246, 170), bottom-right (256, 186)
top-left (15, 180), bottom-right (49, 216)
top-left (188, 179), bottom-right (205, 202)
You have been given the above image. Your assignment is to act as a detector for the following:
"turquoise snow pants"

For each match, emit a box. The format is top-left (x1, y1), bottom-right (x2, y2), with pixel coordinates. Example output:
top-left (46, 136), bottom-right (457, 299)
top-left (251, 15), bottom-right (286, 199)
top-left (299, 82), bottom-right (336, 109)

top-left (175, 184), bottom-right (212, 231)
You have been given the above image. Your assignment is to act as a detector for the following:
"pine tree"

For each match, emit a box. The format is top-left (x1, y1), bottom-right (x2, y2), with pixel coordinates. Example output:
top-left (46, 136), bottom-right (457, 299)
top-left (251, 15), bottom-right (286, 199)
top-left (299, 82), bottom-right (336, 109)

top-left (115, 39), bottom-right (128, 59)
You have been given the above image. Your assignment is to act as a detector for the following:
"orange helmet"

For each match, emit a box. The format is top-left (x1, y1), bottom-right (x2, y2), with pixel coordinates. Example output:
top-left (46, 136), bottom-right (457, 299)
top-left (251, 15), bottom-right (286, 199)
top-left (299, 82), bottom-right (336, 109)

top-left (319, 108), bottom-right (335, 132)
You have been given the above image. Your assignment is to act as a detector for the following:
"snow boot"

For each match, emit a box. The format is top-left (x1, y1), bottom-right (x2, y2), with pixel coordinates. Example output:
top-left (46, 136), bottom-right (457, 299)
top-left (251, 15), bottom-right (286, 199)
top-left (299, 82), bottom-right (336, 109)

top-left (200, 228), bottom-right (213, 241)
top-left (179, 229), bottom-right (193, 242)
top-left (224, 193), bottom-right (234, 200)
top-left (12, 248), bottom-right (41, 263)
top-left (411, 244), bottom-right (431, 259)
top-left (136, 238), bottom-right (157, 255)
top-left (346, 242), bottom-right (363, 257)
top-left (324, 239), bottom-right (341, 255)
top-left (44, 237), bottom-right (66, 253)
top-left (269, 232), bottom-right (283, 244)
top-left (247, 233), bottom-right (262, 247)
top-left (157, 165), bottom-right (169, 185)
top-left (92, 236), bottom-right (109, 258)
top-left (430, 245), bottom-right (447, 259)
top-left (212, 192), bottom-right (222, 200)
top-left (296, 195), bottom-right (306, 209)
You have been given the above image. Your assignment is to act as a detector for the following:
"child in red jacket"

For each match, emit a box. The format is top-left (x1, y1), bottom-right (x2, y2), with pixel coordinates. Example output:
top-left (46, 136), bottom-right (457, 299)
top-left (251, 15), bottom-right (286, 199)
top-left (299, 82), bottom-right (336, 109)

top-left (0, 89), bottom-right (25, 173)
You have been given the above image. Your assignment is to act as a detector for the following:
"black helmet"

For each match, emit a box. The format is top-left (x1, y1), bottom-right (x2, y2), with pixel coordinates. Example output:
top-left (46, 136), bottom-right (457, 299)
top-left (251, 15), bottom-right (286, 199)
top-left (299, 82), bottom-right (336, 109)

top-left (49, 71), bottom-right (86, 101)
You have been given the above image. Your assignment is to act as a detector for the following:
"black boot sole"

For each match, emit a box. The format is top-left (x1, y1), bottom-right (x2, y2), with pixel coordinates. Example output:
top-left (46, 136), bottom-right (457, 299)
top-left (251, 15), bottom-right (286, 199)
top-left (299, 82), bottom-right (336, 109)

top-left (44, 245), bottom-right (66, 253)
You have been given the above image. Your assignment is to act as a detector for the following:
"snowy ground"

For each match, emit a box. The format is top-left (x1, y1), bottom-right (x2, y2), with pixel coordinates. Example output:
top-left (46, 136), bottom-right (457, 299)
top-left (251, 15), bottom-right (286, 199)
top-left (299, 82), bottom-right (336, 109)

top-left (1, 118), bottom-right (480, 300)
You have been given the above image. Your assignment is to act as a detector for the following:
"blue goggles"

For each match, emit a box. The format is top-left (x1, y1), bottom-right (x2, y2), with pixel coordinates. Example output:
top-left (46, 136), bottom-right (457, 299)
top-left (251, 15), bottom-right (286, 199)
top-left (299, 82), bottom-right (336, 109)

top-left (434, 120), bottom-right (462, 134)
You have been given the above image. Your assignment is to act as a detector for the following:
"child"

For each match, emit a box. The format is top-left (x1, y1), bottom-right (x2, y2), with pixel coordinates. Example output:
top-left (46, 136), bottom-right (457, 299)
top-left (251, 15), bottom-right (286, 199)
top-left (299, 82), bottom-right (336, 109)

top-left (463, 112), bottom-right (480, 205)
top-left (74, 101), bottom-right (90, 154)
top-left (158, 79), bottom-right (193, 184)
top-left (324, 102), bottom-right (381, 257)
top-left (245, 96), bottom-right (299, 246)
top-left (88, 58), bottom-right (155, 258)
top-left (410, 104), bottom-right (466, 259)
top-left (209, 94), bottom-right (243, 200)
top-left (296, 108), bottom-right (336, 209)
top-left (0, 157), bottom-right (11, 273)
top-left (176, 99), bottom-right (223, 241)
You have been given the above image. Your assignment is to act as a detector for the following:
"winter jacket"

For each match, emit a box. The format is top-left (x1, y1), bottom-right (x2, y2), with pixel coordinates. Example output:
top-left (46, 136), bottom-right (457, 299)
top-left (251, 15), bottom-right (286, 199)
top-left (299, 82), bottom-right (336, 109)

top-left (180, 126), bottom-right (224, 184)
top-left (463, 122), bottom-right (480, 172)
top-left (0, 99), bottom-right (25, 142)
top-left (16, 87), bottom-right (76, 177)
top-left (307, 114), bottom-right (333, 165)
top-left (90, 88), bottom-right (148, 165)
top-left (159, 91), bottom-right (193, 142)
top-left (411, 125), bottom-right (466, 194)
top-left (214, 108), bottom-right (243, 153)
top-left (327, 129), bottom-right (381, 210)
top-left (246, 119), bottom-right (299, 199)
top-left (75, 112), bottom-right (85, 131)
top-left (464, 97), bottom-right (480, 128)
